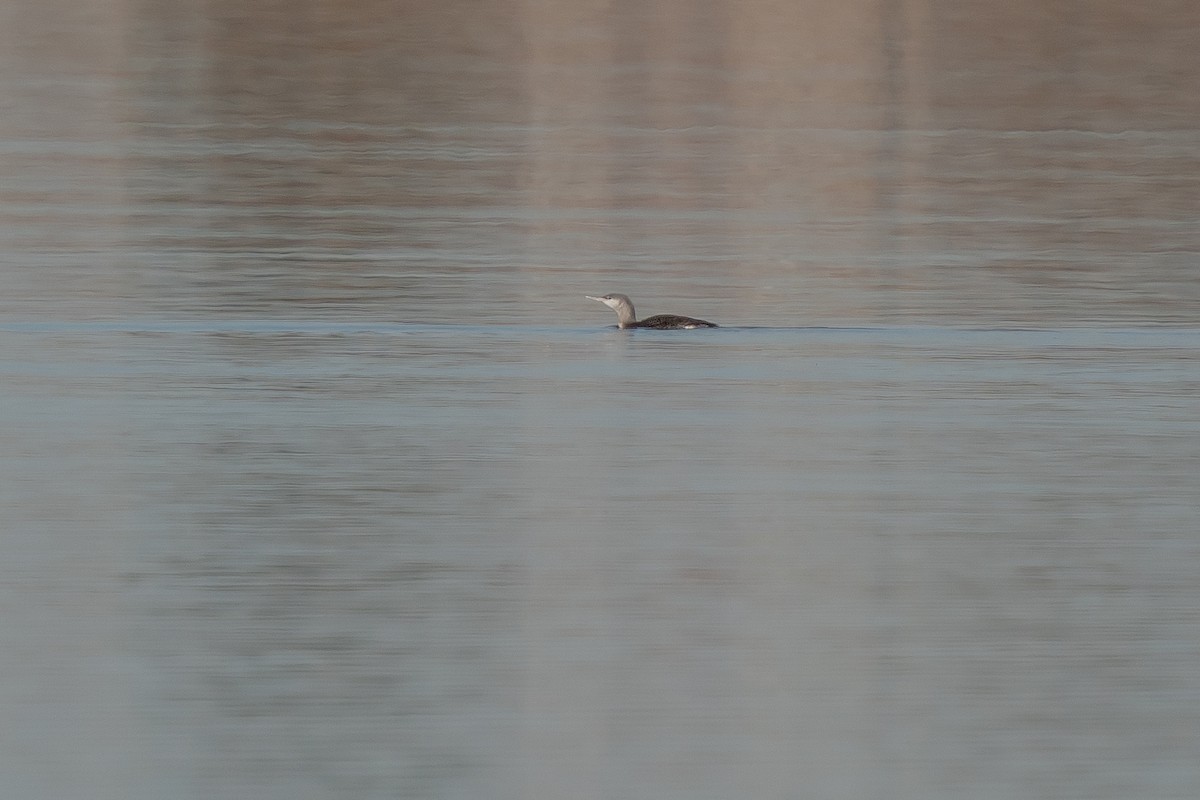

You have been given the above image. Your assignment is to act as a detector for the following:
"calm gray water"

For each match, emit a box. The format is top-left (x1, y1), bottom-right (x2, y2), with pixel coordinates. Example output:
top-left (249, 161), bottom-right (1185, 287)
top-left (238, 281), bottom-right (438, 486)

top-left (3, 3), bottom-right (1200, 799)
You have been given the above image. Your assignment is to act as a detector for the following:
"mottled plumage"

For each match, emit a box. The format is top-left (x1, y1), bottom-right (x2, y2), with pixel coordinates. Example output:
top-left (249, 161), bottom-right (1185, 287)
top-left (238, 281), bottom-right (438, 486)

top-left (586, 294), bottom-right (717, 330)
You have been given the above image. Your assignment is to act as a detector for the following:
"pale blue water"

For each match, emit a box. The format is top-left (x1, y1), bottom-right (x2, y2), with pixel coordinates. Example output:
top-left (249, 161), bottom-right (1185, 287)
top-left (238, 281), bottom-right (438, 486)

top-left (3, 3), bottom-right (1200, 799)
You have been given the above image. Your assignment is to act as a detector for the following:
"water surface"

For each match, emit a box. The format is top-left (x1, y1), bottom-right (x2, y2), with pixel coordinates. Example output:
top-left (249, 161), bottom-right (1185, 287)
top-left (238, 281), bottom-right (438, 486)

top-left (3, 2), bottom-right (1199, 799)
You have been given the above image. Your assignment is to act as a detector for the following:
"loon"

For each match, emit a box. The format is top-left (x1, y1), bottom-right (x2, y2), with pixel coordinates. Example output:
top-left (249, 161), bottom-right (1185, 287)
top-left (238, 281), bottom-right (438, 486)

top-left (587, 293), bottom-right (718, 330)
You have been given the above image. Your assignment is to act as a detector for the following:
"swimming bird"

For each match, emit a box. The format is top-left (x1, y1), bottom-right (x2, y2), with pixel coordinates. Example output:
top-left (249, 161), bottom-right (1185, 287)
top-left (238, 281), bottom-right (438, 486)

top-left (586, 293), bottom-right (718, 330)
